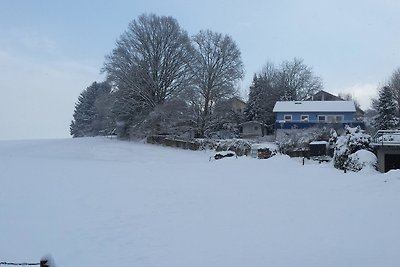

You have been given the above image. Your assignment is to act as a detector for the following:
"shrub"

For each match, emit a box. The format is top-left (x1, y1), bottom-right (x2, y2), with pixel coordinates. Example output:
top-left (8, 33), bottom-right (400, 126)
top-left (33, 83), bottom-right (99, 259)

top-left (333, 125), bottom-right (372, 171)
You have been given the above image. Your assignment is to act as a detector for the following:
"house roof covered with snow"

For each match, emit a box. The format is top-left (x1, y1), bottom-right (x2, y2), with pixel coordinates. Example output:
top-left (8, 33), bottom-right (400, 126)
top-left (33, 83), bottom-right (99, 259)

top-left (273, 101), bottom-right (356, 113)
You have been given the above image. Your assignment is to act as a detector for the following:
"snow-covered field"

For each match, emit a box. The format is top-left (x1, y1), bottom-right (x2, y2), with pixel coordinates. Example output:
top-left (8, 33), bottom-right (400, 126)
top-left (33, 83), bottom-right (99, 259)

top-left (1, 137), bottom-right (400, 267)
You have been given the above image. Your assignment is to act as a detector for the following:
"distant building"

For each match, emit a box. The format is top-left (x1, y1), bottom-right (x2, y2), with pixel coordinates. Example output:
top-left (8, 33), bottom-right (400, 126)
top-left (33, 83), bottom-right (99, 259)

top-left (306, 90), bottom-right (341, 101)
top-left (372, 130), bottom-right (400, 173)
top-left (227, 96), bottom-right (246, 114)
top-left (273, 100), bottom-right (364, 130)
top-left (307, 90), bottom-right (365, 120)
top-left (240, 121), bottom-right (268, 138)
top-left (214, 96), bottom-right (246, 115)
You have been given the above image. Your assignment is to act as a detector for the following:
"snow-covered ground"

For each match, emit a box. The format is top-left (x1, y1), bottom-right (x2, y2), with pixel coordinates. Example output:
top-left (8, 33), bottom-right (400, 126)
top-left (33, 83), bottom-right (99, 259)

top-left (1, 137), bottom-right (400, 267)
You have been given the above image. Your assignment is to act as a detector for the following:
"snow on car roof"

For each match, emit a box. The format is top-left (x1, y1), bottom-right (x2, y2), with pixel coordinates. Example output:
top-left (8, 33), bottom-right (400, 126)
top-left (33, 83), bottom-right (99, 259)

top-left (273, 101), bottom-right (356, 112)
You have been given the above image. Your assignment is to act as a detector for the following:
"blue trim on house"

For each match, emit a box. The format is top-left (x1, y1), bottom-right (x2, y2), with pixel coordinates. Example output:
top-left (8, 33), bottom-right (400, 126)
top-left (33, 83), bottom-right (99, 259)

top-left (276, 112), bottom-right (355, 122)
top-left (273, 104), bottom-right (366, 131)
top-left (275, 121), bottom-right (365, 130)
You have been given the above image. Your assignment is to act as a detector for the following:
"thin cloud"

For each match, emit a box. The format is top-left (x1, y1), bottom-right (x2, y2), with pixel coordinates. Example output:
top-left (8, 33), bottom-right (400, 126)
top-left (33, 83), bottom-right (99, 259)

top-left (335, 83), bottom-right (378, 110)
top-left (0, 29), bottom-right (57, 55)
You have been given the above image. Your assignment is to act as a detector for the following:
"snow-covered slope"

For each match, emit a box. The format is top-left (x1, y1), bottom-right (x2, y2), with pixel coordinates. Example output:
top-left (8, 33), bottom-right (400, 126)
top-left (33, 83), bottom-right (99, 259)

top-left (1, 137), bottom-right (400, 267)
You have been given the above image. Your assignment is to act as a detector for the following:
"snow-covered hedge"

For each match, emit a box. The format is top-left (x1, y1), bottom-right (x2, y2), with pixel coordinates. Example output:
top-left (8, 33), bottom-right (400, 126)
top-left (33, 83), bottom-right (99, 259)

top-left (333, 125), bottom-right (374, 171)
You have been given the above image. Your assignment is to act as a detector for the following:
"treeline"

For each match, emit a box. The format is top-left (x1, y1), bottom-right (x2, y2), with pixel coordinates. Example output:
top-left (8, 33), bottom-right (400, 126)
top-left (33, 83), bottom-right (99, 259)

top-left (70, 13), bottom-right (324, 139)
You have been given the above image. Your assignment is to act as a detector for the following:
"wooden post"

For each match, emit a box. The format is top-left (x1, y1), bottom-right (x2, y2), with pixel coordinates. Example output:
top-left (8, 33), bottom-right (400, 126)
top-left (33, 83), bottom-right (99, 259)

top-left (40, 259), bottom-right (49, 267)
top-left (40, 255), bottom-right (54, 267)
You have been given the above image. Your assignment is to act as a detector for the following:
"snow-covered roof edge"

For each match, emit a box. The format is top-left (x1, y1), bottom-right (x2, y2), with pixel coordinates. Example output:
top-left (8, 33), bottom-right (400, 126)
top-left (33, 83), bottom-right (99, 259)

top-left (273, 101), bottom-right (356, 112)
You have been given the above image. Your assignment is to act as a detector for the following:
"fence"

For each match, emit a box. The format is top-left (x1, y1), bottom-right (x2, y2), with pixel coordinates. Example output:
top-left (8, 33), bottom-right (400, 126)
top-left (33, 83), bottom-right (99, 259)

top-left (0, 263), bottom-right (39, 266)
top-left (147, 135), bottom-right (200, 151)
top-left (1, 256), bottom-right (54, 267)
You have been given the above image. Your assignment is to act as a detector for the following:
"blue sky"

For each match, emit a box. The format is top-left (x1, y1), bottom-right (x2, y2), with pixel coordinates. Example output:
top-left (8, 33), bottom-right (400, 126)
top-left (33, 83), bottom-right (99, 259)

top-left (0, 0), bottom-right (399, 139)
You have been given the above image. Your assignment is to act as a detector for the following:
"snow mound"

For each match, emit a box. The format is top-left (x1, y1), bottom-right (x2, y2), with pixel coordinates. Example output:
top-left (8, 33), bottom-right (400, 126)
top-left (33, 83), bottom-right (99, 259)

top-left (347, 149), bottom-right (377, 172)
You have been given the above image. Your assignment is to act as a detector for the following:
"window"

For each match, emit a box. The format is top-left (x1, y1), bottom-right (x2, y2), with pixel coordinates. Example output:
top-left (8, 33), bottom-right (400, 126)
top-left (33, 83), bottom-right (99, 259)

top-left (335, 115), bottom-right (344, 123)
top-left (284, 115), bottom-right (292, 122)
top-left (318, 115), bottom-right (326, 122)
top-left (326, 115), bottom-right (335, 123)
top-left (254, 126), bottom-right (259, 131)
top-left (301, 115), bottom-right (309, 122)
top-left (318, 115), bottom-right (344, 123)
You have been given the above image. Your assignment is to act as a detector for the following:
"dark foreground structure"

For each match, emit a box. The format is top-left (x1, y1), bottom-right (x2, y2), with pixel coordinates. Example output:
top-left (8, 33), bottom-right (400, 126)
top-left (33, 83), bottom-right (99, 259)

top-left (372, 130), bottom-right (400, 173)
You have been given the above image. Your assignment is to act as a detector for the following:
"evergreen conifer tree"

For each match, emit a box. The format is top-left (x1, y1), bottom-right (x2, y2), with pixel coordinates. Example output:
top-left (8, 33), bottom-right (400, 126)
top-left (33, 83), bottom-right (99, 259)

top-left (373, 86), bottom-right (399, 130)
top-left (70, 81), bottom-right (113, 137)
top-left (244, 74), bottom-right (260, 121)
top-left (244, 73), bottom-right (281, 126)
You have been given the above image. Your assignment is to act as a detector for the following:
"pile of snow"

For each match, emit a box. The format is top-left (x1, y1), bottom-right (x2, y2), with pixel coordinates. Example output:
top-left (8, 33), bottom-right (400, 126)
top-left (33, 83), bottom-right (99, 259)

top-left (1, 137), bottom-right (400, 267)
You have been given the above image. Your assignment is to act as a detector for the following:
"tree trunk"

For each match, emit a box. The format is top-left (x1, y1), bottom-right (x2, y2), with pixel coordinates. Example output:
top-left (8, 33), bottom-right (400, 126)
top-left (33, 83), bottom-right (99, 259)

top-left (200, 95), bottom-right (210, 137)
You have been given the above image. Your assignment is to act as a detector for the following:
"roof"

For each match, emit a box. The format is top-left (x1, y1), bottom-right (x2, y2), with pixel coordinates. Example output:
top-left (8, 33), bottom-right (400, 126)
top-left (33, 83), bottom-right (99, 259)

top-left (306, 90), bottom-right (342, 101)
top-left (273, 101), bottom-right (356, 113)
top-left (229, 96), bottom-right (246, 105)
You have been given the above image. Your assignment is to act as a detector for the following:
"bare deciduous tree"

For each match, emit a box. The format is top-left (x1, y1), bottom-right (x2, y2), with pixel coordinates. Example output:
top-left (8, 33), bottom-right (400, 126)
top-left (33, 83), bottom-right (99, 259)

top-left (103, 14), bottom-right (194, 110)
top-left (338, 92), bottom-right (361, 109)
top-left (191, 30), bottom-right (244, 135)
top-left (278, 58), bottom-right (323, 101)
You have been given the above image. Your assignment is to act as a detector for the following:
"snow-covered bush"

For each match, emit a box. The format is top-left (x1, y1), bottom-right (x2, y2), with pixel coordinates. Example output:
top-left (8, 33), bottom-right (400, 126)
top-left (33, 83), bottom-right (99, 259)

top-left (276, 126), bottom-right (330, 154)
top-left (345, 149), bottom-right (377, 172)
top-left (333, 125), bottom-right (373, 171)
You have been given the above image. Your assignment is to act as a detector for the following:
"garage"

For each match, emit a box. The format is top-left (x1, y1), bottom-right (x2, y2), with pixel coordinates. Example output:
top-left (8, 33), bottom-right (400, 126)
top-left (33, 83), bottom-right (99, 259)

top-left (384, 154), bottom-right (400, 172)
